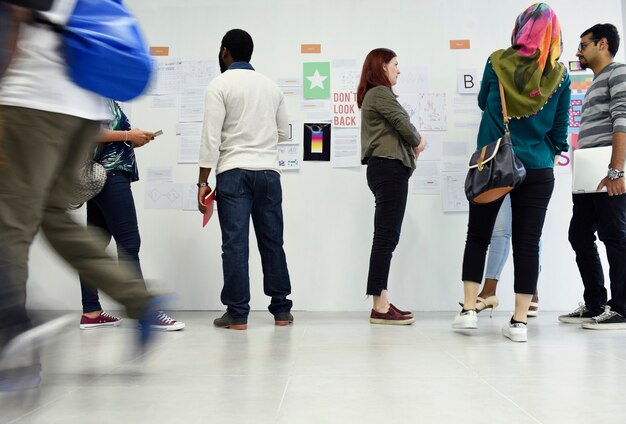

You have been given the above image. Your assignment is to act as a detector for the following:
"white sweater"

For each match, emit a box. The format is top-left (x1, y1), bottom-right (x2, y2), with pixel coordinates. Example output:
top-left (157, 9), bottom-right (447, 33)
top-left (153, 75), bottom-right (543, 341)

top-left (199, 68), bottom-right (289, 174)
top-left (0, 0), bottom-right (107, 120)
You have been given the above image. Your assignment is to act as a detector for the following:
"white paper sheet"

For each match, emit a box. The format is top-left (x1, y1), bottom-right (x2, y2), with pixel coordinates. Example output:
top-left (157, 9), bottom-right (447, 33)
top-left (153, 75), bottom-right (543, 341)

top-left (146, 166), bottom-right (173, 182)
top-left (144, 182), bottom-right (183, 209)
top-left (411, 160), bottom-right (441, 195)
top-left (441, 172), bottom-right (469, 212)
top-left (179, 88), bottom-right (205, 122)
top-left (178, 136), bottom-right (201, 164)
top-left (278, 143), bottom-right (301, 170)
top-left (331, 128), bottom-right (360, 168)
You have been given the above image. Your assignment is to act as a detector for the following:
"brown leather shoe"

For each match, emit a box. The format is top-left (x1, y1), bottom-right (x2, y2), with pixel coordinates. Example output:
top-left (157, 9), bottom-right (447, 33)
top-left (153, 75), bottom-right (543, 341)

top-left (274, 312), bottom-right (294, 326)
top-left (213, 312), bottom-right (247, 330)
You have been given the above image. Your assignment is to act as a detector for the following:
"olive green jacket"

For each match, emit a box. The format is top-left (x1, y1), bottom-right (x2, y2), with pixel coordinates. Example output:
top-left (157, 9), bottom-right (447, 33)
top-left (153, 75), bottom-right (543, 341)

top-left (360, 86), bottom-right (421, 172)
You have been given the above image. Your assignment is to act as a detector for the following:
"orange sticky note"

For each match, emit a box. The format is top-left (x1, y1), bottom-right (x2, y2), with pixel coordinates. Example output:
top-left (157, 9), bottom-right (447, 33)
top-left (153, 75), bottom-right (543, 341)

top-left (449, 40), bottom-right (471, 50)
top-left (150, 46), bottom-right (170, 56)
top-left (301, 44), bottom-right (322, 54)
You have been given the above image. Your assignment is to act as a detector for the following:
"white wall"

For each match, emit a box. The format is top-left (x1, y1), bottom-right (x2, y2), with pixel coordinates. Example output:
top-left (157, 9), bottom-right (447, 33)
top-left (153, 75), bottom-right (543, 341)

top-left (26, 0), bottom-right (624, 312)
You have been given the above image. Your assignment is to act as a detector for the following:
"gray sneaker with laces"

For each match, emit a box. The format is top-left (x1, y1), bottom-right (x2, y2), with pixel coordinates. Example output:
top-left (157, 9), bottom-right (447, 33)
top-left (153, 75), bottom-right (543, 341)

top-left (582, 306), bottom-right (626, 330)
top-left (558, 303), bottom-right (597, 324)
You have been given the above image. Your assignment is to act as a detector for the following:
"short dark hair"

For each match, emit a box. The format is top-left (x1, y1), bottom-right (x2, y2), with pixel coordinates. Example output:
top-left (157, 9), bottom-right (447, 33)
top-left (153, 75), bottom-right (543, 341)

top-left (221, 29), bottom-right (253, 62)
top-left (581, 23), bottom-right (620, 57)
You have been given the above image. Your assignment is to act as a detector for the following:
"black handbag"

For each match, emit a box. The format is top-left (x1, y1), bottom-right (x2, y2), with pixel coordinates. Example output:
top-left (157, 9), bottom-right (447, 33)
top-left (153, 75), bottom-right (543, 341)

top-left (465, 81), bottom-right (526, 204)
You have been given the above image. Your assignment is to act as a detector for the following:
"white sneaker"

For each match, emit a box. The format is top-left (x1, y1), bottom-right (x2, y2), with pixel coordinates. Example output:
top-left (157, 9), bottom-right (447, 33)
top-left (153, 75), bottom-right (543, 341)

top-left (502, 320), bottom-right (527, 342)
top-left (452, 310), bottom-right (477, 329)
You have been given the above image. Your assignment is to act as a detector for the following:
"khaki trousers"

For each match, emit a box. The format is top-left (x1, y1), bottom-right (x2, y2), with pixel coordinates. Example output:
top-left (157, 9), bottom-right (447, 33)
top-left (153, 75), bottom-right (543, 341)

top-left (0, 106), bottom-right (153, 346)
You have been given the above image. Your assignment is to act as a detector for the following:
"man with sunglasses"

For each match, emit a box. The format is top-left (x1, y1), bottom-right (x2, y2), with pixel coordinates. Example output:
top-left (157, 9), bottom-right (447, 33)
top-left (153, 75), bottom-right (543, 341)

top-left (559, 24), bottom-right (626, 329)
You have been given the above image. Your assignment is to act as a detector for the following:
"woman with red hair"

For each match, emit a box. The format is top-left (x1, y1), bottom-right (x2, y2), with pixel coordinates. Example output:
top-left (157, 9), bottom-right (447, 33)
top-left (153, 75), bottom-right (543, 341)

top-left (358, 48), bottom-right (425, 325)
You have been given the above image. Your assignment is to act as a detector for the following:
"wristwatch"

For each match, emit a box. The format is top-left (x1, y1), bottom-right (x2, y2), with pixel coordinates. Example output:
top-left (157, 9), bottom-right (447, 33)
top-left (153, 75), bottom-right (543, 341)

top-left (196, 182), bottom-right (209, 187)
top-left (607, 167), bottom-right (624, 180)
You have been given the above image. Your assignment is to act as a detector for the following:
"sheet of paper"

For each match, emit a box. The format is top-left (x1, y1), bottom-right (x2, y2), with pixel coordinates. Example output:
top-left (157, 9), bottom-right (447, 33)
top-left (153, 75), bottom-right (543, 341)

top-left (146, 166), bottom-right (173, 182)
top-left (179, 88), bottom-right (205, 122)
top-left (441, 172), bottom-right (469, 212)
top-left (182, 183), bottom-right (200, 211)
top-left (178, 136), bottom-right (201, 164)
top-left (411, 160), bottom-right (441, 195)
top-left (301, 100), bottom-right (332, 121)
top-left (175, 122), bottom-right (203, 137)
top-left (331, 128), bottom-right (360, 168)
top-left (457, 69), bottom-right (479, 94)
top-left (151, 94), bottom-right (177, 109)
top-left (278, 142), bottom-right (301, 170)
top-left (416, 93), bottom-right (447, 131)
top-left (144, 182), bottom-right (184, 209)
top-left (332, 59), bottom-right (360, 92)
top-left (395, 66), bottom-right (429, 94)
top-left (182, 59), bottom-right (217, 88)
top-left (417, 132), bottom-right (443, 161)
top-left (146, 57), bottom-right (183, 95)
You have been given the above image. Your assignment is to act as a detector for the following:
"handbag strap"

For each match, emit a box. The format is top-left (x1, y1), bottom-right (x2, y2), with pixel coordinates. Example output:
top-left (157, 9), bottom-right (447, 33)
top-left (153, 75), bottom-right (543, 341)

top-left (498, 81), bottom-right (510, 134)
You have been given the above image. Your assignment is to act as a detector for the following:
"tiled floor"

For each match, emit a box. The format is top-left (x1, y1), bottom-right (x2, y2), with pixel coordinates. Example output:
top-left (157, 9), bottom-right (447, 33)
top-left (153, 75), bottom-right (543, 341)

top-left (2, 311), bottom-right (626, 424)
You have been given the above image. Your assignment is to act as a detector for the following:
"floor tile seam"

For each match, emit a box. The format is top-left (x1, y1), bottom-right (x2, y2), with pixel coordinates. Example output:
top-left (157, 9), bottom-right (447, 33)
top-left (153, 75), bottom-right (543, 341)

top-left (273, 375), bottom-right (291, 422)
top-left (471, 375), bottom-right (545, 424)
top-left (3, 386), bottom-right (82, 424)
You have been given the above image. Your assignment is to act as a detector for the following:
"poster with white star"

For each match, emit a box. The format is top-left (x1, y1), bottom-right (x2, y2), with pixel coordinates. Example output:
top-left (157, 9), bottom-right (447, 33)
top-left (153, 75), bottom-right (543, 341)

top-left (303, 62), bottom-right (331, 99)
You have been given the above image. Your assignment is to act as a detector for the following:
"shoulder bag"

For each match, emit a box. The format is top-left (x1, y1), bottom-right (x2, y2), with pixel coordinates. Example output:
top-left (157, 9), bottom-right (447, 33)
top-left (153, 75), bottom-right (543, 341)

top-left (465, 81), bottom-right (526, 204)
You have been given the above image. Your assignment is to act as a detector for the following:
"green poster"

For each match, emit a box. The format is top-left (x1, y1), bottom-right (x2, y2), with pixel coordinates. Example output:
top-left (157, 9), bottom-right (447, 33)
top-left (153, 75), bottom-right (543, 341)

top-left (303, 62), bottom-right (331, 99)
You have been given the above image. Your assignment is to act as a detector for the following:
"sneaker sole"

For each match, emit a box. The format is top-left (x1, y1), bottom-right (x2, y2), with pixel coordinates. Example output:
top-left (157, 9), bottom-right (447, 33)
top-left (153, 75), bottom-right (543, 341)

top-left (581, 322), bottom-right (626, 330)
top-left (558, 317), bottom-right (592, 324)
top-left (152, 323), bottom-right (185, 331)
top-left (503, 332), bottom-right (527, 342)
top-left (2, 314), bottom-right (75, 359)
top-left (274, 320), bottom-right (293, 326)
top-left (369, 317), bottom-right (415, 325)
top-left (452, 322), bottom-right (478, 329)
top-left (79, 321), bottom-right (122, 330)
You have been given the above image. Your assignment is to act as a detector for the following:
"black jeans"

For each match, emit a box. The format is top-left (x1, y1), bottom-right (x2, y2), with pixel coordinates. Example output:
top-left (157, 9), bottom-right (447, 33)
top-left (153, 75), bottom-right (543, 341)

top-left (79, 171), bottom-right (146, 313)
top-left (462, 168), bottom-right (554, 294)
top-left (568, 192), bottom-right (626, 316)
top-left (365, 157), bottom-right (410, 295)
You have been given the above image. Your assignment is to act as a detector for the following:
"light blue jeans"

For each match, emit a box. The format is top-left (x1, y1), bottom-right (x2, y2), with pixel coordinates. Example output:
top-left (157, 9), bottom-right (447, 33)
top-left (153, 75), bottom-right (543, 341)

top-left (484, 195), bottom-right (543, 281)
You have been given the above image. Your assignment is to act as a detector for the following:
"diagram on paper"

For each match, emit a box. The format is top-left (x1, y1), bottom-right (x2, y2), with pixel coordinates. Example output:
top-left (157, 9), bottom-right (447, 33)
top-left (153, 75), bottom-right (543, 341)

top-left (417, 93), bottom-right (447, 131)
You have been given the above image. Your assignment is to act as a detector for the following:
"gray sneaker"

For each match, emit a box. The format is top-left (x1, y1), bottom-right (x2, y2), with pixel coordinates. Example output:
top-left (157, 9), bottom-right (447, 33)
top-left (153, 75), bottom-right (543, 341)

top-left (558, 303), bottom-right (597, 324)
top-left (582, 306), bottom-right (626, 330)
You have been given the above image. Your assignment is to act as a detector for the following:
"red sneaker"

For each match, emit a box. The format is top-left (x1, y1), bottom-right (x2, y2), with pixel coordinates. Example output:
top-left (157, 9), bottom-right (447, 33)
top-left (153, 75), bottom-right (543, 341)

top-left (370, 307), bottom-right (415, 325)
top-left (389, 304), bottom-right (414, 318)
top-left (79, 311), bottom-right (122, 330)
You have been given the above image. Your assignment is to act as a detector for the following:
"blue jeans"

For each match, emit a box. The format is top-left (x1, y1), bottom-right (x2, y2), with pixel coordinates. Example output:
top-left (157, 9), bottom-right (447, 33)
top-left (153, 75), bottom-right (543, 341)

top-left (79, 171), bottom-right (145, 313)
top-left (484, 195), bottom-right (512, 281)
top-left (216, 169), bottom-right (292, 321)
top-left (568, 192), bottom-right (626, 316)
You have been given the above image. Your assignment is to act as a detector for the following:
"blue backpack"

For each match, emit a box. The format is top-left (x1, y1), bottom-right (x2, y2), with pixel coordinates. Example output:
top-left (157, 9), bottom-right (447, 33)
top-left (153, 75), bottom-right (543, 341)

top-left (37, 0), bottom-right (153, 101)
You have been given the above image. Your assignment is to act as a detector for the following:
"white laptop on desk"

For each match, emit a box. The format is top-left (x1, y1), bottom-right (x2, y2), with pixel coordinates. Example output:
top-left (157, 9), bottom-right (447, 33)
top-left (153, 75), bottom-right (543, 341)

top-left (572, 146), bottom-right (614, 194)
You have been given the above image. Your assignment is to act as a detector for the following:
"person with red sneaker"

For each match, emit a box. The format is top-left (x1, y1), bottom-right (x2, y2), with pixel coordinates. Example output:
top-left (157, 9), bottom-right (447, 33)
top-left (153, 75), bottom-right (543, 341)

top-left (357, 48), bottom-right (425, 325)
top-left (78, 100), bottom-right (185, 332)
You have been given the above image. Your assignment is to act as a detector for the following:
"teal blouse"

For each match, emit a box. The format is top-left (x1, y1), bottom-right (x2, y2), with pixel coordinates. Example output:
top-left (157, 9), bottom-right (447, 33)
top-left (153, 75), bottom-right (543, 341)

top-left (100, 101), bottom-right (139, 181)
top-left (476, 60), bottom-right (571, 169)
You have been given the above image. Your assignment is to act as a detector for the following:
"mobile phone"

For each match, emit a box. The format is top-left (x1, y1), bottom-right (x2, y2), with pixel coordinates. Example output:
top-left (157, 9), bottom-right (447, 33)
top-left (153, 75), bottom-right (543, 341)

top-left (154, 130), bottom-right (163, 137)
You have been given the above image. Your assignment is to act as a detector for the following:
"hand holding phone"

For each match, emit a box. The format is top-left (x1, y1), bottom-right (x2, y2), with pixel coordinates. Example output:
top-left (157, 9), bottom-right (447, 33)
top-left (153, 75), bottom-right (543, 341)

top-left (153, 130), bottom-right (163, 137)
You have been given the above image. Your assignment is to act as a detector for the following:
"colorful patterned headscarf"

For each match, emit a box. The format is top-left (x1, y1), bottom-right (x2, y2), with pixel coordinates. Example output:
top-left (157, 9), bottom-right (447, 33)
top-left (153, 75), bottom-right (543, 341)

top-left (490, 3), bottom-right (565, 117)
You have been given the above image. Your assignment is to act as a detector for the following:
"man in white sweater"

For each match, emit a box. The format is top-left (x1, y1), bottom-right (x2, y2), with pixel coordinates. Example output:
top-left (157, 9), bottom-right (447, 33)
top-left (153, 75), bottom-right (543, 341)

top-left (197, 29), bottom-right (293, 330)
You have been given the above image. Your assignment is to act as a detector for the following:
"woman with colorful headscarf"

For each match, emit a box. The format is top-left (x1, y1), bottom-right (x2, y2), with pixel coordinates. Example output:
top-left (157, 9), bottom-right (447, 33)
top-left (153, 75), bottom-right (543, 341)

top-left (452, 3), bottom-right (570, 342)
